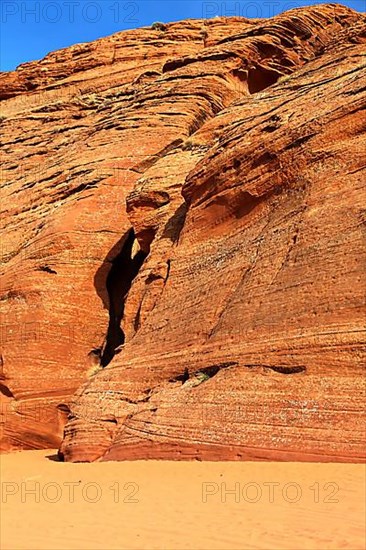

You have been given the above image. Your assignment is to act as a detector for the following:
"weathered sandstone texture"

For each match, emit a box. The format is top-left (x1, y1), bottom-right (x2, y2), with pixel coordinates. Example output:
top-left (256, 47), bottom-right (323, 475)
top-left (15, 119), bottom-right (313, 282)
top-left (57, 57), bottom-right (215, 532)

top-left (1, 4), bottom-right (365, 460)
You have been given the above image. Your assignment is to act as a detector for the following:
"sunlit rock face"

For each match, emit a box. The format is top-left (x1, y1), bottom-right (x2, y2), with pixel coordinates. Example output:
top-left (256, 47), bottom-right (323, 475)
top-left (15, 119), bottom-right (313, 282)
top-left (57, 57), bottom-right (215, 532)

top-left (1, 5), bottom-right (365, 460)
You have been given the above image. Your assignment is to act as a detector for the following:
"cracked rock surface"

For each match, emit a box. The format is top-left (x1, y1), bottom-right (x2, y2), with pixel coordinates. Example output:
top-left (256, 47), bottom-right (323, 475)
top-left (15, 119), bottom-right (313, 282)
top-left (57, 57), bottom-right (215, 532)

top-left (0, 5), bottom-right (365, 460)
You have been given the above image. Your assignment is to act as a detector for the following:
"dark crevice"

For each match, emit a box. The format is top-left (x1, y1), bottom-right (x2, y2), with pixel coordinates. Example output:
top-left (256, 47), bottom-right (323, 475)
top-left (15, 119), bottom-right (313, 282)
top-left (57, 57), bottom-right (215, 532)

top-left (52, 183), bottom-right (94, 201)
top-left (57, 403), bottom-right (71, 415)
top-left (198, 362), bottom-right (239, 378)
top-left (284, 133), bottom-right (316, 150)
top-left (169, 367), bottom-right (189, 383)
top-left (266, 365), bottom-right (306, 374)
top-left (263, 114), bottom-right (282, 132)
top-left (244, 364), bottom-right (307, 374)
top-left (247, 66), bottom-right (281, 94)
top-left (133, 300), bottom-right (143, 333)
top-left (101, 417), bottom-right (118, 424)
top-left (146, 272), bottom-right (164, 283)
top-left (102, 230), bottom-right (147, 366)
top-left (170, 362), bottom-right (238, 384)
top-left (0, 289), bottom-right (26, 302)
top-left (162, 52), bottom-right (237, 74)
top-left (251, 151), bottom-right (277, 169)
top-left (39, 265), bottom-right (57, 274)
top-left (232, 64), bottom-right (282, 94)
top-left (165, 259), bottom-right (171, 282)
top-left (95, 229), bottom-right (148, 368)
top-left (0, 382), bottom-right (14, 398)
top-left (131, 138), bottom-right (184, 173)
top-left (114, 393), bottom-right (152, 405)
top-left (169, 362), bottom-right (306, 385)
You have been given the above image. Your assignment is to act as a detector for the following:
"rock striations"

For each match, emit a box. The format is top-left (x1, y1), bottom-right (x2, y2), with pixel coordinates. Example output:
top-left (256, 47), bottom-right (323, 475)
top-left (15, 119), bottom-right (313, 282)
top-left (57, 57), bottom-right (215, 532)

top-left (0, 4), bottom-right (365, 460)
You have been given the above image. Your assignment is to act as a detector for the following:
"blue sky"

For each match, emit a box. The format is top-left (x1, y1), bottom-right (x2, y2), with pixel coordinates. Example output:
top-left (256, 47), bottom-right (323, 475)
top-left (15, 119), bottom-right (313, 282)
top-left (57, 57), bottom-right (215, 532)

top-left (1, 0), bottom-right (365, 71)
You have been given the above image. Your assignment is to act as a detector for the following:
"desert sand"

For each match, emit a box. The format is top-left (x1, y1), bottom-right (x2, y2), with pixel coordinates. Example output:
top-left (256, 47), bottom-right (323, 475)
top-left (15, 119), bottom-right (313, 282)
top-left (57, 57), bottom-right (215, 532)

top-left (1, 450), bottom-right (365, 550)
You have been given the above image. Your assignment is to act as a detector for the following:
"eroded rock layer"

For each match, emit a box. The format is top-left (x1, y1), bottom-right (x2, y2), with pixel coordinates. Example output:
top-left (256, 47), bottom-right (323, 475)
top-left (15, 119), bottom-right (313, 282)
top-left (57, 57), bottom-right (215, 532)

top-left (1, 4), bottom-right (365, 459)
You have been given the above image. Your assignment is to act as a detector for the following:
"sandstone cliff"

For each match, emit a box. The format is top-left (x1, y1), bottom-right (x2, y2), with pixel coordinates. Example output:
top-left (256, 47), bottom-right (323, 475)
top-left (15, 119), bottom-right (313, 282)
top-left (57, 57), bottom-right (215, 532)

top-left (0, 4), bottom-right (365, 460)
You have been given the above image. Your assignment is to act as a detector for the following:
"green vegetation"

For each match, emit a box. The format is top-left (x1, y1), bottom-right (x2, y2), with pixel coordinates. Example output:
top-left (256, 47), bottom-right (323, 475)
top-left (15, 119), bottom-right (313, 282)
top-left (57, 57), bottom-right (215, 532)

top-left (277, 73), bottom-right (292, 84)
top-left (195, 371), bottom-right (210, 383)
top-left (151, 22), bottom-right (167, 31)
top-left (86, 364), bottom-right (103, 378)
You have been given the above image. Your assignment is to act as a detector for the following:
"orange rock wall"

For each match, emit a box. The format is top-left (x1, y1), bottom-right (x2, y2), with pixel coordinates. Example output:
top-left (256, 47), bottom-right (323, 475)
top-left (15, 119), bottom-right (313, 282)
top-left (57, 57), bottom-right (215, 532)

top-left (1, 5), bottom-right (365, 460)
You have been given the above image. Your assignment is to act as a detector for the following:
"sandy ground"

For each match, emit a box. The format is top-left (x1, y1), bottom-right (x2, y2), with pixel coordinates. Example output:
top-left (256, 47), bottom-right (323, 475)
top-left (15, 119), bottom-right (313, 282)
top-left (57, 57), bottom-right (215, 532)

top-left (0, 450), bottom-right (365, 550)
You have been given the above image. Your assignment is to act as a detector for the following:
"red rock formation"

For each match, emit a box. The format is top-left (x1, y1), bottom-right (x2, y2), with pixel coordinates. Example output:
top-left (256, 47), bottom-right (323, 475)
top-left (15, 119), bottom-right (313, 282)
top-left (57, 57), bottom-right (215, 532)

top-left (1, 4), bottom-right (365, 459)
